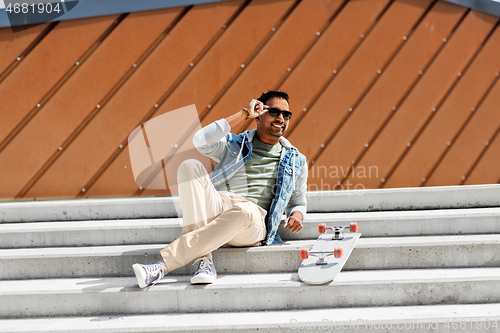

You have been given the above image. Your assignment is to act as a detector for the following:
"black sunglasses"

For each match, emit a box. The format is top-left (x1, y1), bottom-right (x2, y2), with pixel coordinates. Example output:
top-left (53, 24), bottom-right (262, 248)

top-left (265, 107), bottom-right (293, 120)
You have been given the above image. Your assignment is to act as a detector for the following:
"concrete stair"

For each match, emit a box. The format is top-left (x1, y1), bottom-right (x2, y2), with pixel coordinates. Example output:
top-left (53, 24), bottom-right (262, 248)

top-left (0, 184), bottom-right (499, 332)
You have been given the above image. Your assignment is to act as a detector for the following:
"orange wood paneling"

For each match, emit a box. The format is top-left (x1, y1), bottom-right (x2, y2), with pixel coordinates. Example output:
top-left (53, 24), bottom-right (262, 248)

top-left (243, 0), bottom-right (391, 135)
top-left (200, 0), bottom-right (344, 132)
top-left (292, 0), bottom-right (431, 190)
top-left (384, 11), bottom-right (499, 188)
top-left (2, 0), bottom-right (500, 200)
top-left (0, 16), bottom-right (117, 146)
top-left (465, 128), bottom-right (500, 185)
top-left (426, 72), bottom-right (500, 186)
top-left (136, 0), bottom-right (296, 197)
top-left (0, 23), bottom-right (48, 76)
top-left (0, 9), bottom-right (180, 199)
top-left (344, 1), bottom-right (468, 189)
top-left (86, 2), bottom-right (246, 198)
top-left (86, 145), bottom-right (139, 197)
top-left (158, 0), bottom-right (295, 116)
top-left (27, 2), bottom-right (243, 198)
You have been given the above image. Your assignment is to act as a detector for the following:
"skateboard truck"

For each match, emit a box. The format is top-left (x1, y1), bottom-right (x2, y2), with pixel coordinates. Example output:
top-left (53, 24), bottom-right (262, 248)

top-left (300, 247), bottom-right (343, 265)
top-left (318, 222), bottom-right (358, 240)
top-left (298, 222), bottom-right (361, 284)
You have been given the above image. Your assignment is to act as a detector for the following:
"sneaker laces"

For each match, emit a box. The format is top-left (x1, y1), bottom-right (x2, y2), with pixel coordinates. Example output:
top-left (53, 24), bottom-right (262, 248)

top-left (193, 257), bottom-right (213, 274)
top-left (144, 263), bottom-right (164, 278)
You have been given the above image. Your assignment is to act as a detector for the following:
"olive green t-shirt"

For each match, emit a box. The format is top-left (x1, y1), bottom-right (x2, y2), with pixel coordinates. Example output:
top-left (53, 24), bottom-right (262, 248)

top-left (224, 138), bottom-right (282, 212)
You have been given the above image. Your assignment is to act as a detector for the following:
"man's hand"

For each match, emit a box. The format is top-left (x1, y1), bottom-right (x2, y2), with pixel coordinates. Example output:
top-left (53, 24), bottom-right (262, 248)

top-left (225, 99), bottom-right (269, 129)
top-left (283, 214), bottom-right (303, 233)
top-left (246, 99), bottom-right (269, 119)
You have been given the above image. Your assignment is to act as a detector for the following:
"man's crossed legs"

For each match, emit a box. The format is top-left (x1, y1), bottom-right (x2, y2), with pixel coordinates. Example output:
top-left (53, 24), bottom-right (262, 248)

top-left (133, 159), bottom-right (267, 288)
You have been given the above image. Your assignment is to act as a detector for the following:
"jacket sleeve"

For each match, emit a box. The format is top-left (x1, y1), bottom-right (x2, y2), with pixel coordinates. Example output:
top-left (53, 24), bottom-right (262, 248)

top-left (284, 161), bottom-right (308, 220)
top-left (192, 119), bottom-right (231, 163)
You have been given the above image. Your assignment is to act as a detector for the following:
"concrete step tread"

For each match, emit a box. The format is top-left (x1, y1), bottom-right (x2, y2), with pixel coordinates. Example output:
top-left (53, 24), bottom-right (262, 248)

top-left (1, 207), bottom-right (498, 230)
top-left (2, 207), bottom-right (498, 248)
top-left (2, 267), bottom-right (500, 294)
top-left (1, 234), bottom-right (498, 259)
top-left (0, 218), bottom-right (182, 232)
top-left (3, 268), bottom-right (499, 317)
top-left (2, 184), bottom-right (500, 223)
top-left (3, 235), bottom-right (498, 279)
top-left (1, 303), bottom-right (500, 332)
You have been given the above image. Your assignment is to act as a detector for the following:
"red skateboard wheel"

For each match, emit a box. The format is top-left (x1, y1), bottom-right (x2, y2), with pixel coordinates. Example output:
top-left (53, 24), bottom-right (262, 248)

top-left (334, 248), bottom-right (344, 258)
top-left (350, 222), bottom-right (359, 233)
top-left (300, 248), bottom-right (309, 259)
top-left (318, 223), bottom-right (327, 234)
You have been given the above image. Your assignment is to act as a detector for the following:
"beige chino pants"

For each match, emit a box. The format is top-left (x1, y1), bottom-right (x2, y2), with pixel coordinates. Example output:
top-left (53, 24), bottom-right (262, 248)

top-left (160, 159), bottom-right (267, 272)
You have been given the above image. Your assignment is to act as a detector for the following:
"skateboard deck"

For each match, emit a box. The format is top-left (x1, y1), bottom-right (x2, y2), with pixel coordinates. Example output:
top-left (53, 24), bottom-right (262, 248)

top-left (298, 223), bottom-right (360, 285)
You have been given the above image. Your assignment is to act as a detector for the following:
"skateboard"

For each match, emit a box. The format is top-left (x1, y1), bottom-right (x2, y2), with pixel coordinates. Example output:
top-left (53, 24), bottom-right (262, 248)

top-left (298, 222), bottom-right (360, 285)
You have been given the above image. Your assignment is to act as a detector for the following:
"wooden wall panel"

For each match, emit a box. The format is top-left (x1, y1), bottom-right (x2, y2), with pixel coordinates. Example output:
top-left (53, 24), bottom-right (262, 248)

top-left (200, 0), bottom-right (343, 131)
top-left (139, 0), bottom-right (295, 197)
top-left (0, 9), bottom-right (178, 199)
top-left (384, 11), bottom-right (498, 188)
top-left (426, 74), bottom-right (500, 186)
top-left (290, 0), bottom-right (429, 162)
top-left (465, 131), bottom-right (500, 185)
top-left (87, 2), bottom-right (243, 198)
top-left (0, 16), bottom-right (117, 146)
top-left (243, 0), bottom-right (390, 135)
top-left (345, 1), bottom-right (467, 189)
top-left (85, 145), bottom-right (136, 197)
top-left (0, 23), bottom-right (48, 76)
top-left (154, 0), bottom-right (294, 116)
top-left (1, 0), bottom-right (499, 200)
top-left (20, 8), bottom-right (184, 199)
top-left (25, 3), bottom-right (245, 199)
top-left (293, 0), bottom-right (431, 190)
top-left (412, 21), bottom-right (500, 187)
top-left (341, 2), bottom-right (465, 188)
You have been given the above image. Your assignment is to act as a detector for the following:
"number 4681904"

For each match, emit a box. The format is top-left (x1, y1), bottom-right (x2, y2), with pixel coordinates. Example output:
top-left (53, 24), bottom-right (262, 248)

top-left (6, 2), bottom-right (62, 14)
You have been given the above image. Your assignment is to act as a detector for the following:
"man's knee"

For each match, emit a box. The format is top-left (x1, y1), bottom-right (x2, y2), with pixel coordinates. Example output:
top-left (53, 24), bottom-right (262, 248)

top-left (231, 203), bottom-right (258, 228)
top-left (177, 159), bottom-right (206, 183)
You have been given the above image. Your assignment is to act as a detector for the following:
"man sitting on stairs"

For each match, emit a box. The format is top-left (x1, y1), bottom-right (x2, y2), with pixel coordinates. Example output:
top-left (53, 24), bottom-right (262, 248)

top-left (133, 90), bottom-right (308, 288)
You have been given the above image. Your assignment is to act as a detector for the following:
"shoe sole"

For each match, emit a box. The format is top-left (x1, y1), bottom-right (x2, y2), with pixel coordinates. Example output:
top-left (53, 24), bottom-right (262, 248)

top-left (132, 263), bottom-right (148, 288)
top-left (190, 274), bottom-right (217, 285)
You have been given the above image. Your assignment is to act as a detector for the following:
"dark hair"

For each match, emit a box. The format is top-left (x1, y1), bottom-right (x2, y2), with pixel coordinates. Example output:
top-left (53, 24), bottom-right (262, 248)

top-left (257, 90), bottom-right (289, 105)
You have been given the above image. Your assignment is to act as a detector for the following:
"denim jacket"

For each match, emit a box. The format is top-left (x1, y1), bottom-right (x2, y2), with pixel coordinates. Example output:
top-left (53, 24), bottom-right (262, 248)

top-left (193, 119), bottom-right (308, 244)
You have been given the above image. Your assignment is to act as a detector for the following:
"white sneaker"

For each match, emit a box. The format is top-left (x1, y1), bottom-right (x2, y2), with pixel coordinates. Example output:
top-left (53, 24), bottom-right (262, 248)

top-left (190, 257), bottom-right (217, 284)
top-left (133, 261), bottom-right (167, 288)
